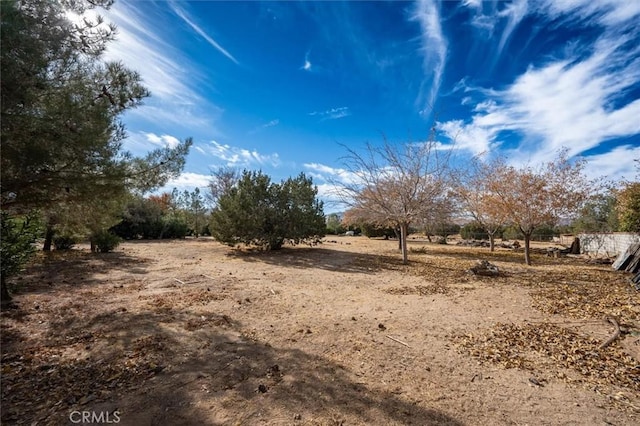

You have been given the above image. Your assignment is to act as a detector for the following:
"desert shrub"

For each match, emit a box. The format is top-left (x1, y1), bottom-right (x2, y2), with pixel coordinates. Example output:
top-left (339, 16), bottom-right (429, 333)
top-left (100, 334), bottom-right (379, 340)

top-left (1, 212), bottom-right (40, 302)
top-left (163, 218), bottom-right (189, 239)
top-left (461, 222), bottom-right (487, 240)
top-left (92, 230), bottom-right (121, 253)
top-left (531, 224), bottom-right (556, 241)
top-left (210, 171), bottom-right (325, 250)
top-left (360, 223), bottom-right (395, 238)
top-left (53, 234), bottom-right (77, 250)
top-left (326, 213), bottom-right (346, 235)
top-left (431, 223), bottom-right (461, 239)
top-left (502, 225), bottom-right (524, 241)
top-left (111, 197), bottom-right (163, 239)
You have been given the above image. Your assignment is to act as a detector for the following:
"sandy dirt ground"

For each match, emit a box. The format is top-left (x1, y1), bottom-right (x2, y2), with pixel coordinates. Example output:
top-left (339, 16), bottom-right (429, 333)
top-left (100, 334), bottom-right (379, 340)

top-left (1, 236), bottom-right (639, 425)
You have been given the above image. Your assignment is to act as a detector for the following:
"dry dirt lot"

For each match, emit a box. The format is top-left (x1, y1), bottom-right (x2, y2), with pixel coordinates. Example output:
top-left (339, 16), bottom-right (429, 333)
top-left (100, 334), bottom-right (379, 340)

top-left (1, 236), bottom-right (639, 425)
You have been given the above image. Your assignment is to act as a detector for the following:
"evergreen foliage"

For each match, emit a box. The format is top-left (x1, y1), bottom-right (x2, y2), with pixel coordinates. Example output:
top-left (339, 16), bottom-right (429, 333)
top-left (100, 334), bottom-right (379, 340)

top-left (460, 222), bottom-right (491, 240)
top-left (210, 171), bottom-right (325, 250)
top-left (0, 0), bottom-right (191, 299)
top-left (1, 212), bottom-right (40, 304)
top-left (616, 182), bottom-right (640, 233)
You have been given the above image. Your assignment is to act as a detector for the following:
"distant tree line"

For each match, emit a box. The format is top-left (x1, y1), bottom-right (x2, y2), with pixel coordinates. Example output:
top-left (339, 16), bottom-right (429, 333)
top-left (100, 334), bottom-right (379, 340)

top-left (111, 188), bottom-right (207, 240)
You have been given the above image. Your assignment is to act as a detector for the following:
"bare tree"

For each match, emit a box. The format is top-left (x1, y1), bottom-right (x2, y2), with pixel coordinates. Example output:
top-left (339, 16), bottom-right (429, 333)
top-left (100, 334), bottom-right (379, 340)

top-left (453, 157), bottom-right (509, 251)
top-left (207, 167), bottom-right (240, 208)
top-left (488, 150), bottom-right (591, 265)
top-left (336, 137), bottom-right (451, 264)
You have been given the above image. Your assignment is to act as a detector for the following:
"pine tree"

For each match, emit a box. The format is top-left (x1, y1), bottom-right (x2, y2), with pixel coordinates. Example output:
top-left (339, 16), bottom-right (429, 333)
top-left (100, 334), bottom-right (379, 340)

top-left (210, 171), bottom-right (325, 250)
top-left (0, 0), bottom-right (191, 302)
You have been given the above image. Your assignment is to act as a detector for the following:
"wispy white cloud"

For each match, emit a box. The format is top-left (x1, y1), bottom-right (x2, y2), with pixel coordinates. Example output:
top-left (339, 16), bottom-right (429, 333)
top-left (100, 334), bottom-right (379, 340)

top-left (75, 2), bottom-right (224, 134)
top-left (123, 131), bottom-right (184, 154)
top-left (314, 183), bottom-right (345, 210)
top-left (470, 13), bottom-right (499, 34)
top-left (411, 0), bottom-right (448, 110)
top-left (440, 27), bottom-right (640, 179)
top-left (248, 119), bottom-right (280, 135)
top-left (143, 132), bottom-right (181, 149)
top-left (303, 163), bottom-right (361, 211)
top-left (262, 119), bottom-right (280, 129)
top-left (497, 0), bottom-right (528, 56)
top-left (301, 51), bottom-right (312, 71)
top-left (165, 172), bottom-right (211, 189)
top-left (308, 107), bottom-right (351, 121)
top-left (537, 0), bottom-right (640, 27)
top-left (438, 119), bottom-right (497, 156)
top-left (303, 163), bottom-right (360, 185)
top-left (205, 141), bottom-right (281, 168)
top-left (91, 5), bottom-right (195, 104)
top-left (583, 145), bottom-right (640, 182)
top-left (462, 0), bottom-right (483, 9)
top-left (168, 1), bottom-right (239, 65)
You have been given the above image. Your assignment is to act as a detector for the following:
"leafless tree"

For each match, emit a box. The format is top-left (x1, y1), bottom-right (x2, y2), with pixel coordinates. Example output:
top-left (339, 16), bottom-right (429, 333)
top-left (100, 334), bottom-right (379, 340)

top-left (335, 136), bottom-right (451, 264)
top-left (488, 150), bottom-right (591, 265)
top-left (207, 166), bottom-right (240, 208)
top-left (453, 157), bottom-right (509, 251)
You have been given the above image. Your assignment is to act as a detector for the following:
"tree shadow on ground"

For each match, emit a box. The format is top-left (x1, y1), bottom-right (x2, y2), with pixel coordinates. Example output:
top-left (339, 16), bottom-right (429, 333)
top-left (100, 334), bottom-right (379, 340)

top-left (2, 301), bottom-right (464, 425)
top-left (228, 246), bottom-right (408, 275)
top-left (7, 250), bottom-right (151, 299)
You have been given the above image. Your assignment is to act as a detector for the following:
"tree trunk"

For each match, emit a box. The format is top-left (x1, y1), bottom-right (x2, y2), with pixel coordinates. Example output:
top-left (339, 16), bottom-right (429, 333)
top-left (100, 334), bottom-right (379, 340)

top-left (400, 223), bottom-right (409, 264)
top-left (1, 275), bottom-right (12, 307)
top-left (43, 225), bottom-right (54, 251)
top-left (393, 228), bottom-right (401, 250)
top-left (524, 232), bottom-right (532, 265)
top-left (570, 237), bottom-right (580, 254)
top-left (489, 232), bottom-right (495, 252)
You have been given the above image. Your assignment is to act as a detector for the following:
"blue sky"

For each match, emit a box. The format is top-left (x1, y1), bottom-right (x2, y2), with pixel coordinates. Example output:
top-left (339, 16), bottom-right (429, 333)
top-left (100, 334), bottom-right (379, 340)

top-left (87, 0), bottom-right (639, 209)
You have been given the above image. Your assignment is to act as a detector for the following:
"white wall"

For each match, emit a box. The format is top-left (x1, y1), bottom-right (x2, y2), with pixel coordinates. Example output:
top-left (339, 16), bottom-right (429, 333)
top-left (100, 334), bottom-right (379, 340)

top-left (578, 233), bottom-right (640, 256)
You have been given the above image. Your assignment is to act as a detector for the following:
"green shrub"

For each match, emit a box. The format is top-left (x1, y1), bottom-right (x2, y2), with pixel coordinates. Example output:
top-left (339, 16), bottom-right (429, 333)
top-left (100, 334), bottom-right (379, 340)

top-left (163, 218), bottom-right (189, 239)
top-left (531, 224), bottom-right (556, 241)
top-left (53, 235), bottom-right (77, 250)
top-left (92, 230), bottom-right (121, 253)
top-left (429, 223), bottom-right (461, 239)
top-left (211, 171), bottom-right (325, 250)
top-left (360, 223), bottom-right (395, 238)
top-left (460, 222), bottom-right (487, 240)
top-left (1, 212), bottom-right (40, 303)
top-left (502, 226), bottom-right (523, 241)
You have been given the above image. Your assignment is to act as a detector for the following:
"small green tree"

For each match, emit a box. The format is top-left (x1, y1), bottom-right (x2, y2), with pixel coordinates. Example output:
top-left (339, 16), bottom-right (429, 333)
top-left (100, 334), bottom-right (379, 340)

top-left (1, 212), bottom-right (40, 306)
top-left (210, 171), bottom-right (325, 250)
top-left (179, 187), bottom-right (206, 237)
top-left (460, 222), bottom-right (490, 240)
top-left (616, 182), bottom-right (640, 233)
top-left (572, 192), bottom-right (618, 233)
top-left (326, 213), bottom-right (346, 235)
